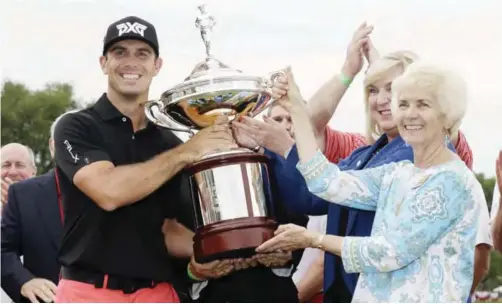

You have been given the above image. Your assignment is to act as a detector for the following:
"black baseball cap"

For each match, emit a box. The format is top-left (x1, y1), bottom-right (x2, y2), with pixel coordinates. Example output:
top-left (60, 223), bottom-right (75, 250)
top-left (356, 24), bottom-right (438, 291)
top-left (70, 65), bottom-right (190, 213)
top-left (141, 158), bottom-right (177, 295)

top-left (102, 16), bottom-right (159, 56)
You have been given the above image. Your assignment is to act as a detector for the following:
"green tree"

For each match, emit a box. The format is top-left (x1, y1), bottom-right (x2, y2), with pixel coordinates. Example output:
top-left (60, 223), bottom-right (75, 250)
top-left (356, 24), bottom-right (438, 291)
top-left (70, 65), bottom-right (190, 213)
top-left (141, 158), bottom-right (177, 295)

top-left (483, 251), bottom-right (502, 291)
top-left (475, 173), bottom-right (501, 294)
top-left (1, 81), bottom-right (80, 174)
top-left (476, 173), bottom-right (496, 211)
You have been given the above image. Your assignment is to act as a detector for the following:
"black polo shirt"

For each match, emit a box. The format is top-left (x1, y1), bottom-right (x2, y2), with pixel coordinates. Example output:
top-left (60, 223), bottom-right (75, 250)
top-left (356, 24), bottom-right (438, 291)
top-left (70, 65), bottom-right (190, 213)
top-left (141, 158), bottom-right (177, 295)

top-left (53, 93), bottom-right (188, 282)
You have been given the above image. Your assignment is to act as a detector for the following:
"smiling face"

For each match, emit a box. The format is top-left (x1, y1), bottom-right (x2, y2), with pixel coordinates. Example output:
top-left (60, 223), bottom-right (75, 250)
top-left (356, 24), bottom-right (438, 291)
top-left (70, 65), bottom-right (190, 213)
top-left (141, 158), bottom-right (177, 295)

top-left (393, 86), bottom-right (445, 147)
top-left (1, 144), bottom-right (36, 182)
top-left (99, 39), bottom-right (162, 100)
top-left (366, 64), bottom-right (404, 139)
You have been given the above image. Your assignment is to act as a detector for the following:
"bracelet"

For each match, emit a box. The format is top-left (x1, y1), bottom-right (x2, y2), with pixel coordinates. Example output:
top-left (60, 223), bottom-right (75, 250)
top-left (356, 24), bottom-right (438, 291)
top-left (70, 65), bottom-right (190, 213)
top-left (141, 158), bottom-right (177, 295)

top-left (339, 72), bottom-right (353, 87)
top-left (187, 263), bottom-right (205, 282)
top-left (314, 234), bottom-right (325, 250)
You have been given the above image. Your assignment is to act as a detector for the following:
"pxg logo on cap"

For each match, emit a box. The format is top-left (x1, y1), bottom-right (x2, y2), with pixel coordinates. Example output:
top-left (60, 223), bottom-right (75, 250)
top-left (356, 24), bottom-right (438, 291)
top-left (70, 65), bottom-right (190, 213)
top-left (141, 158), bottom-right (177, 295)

top-left (116, 22), bottom-right (148, 37)
top-left (103, 16), bottom-right (159, 56)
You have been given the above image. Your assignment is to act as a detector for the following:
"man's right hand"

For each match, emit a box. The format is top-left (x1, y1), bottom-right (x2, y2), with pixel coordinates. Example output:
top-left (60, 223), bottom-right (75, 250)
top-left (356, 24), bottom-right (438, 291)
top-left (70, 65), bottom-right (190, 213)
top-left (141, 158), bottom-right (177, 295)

top-left (20, 278), bottom-right (57, 303)
top-left (183, 115), bottom-right (237, 163)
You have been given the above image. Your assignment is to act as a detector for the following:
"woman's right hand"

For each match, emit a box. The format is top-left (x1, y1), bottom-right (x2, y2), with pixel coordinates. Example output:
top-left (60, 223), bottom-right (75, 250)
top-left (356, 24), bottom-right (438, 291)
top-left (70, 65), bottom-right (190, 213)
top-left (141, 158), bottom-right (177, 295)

top-left (276, 67), bottom-right (306, 112)
top-left (341, 22), bottom-right (374, 79)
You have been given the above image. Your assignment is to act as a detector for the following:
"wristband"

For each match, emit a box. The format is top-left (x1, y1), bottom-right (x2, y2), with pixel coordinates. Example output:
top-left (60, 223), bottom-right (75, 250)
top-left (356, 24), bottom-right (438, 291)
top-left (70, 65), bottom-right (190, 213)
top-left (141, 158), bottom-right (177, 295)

top-left (339, 73), bottom-right (353, 87)
top-left (187, 263), bottom-right (205, 282)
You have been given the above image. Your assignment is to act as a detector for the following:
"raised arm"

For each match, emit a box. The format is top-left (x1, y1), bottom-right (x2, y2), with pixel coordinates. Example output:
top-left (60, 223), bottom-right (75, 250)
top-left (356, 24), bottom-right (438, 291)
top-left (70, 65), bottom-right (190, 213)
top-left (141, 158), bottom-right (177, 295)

top-left (308, 24), bottom-right (375, 152)
top-left (296, 150), bottom-right (388, 211)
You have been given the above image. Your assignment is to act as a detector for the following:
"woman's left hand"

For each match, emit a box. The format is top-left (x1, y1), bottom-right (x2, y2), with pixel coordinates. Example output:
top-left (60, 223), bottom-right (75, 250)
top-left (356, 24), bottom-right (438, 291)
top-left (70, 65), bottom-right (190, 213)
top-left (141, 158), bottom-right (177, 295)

top-left (256, 224), bottom-right (320, 253)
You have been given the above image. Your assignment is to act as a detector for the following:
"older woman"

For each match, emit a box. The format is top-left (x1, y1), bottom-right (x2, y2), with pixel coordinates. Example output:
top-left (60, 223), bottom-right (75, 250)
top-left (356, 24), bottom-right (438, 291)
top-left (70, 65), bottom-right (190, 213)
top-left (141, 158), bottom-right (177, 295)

top-left (232, 24), bottom-right (481, 300)
top-left (256, 64), bottom-right (486, 302)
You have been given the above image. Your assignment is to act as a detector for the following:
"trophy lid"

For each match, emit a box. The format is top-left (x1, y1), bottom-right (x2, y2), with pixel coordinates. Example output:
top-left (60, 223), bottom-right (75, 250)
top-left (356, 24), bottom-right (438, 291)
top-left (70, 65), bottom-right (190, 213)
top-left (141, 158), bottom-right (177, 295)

top-left (183, 57), bottom-right (242, 82)
top-left (149, 4), bottom-right (279, 132)
top-left (161, 5), bottom-right (264, 102)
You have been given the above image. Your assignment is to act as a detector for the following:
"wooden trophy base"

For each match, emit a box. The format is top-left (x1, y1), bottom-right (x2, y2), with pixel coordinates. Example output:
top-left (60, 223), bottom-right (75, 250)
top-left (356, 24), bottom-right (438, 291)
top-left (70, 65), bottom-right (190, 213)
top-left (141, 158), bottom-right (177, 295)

top-left (193, 216), bottom-right (278, 263)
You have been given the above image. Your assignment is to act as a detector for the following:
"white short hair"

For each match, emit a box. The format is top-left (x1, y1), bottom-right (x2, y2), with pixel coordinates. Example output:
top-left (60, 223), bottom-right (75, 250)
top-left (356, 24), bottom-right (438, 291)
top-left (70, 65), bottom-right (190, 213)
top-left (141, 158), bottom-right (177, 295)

top-left (391, 62), bottom-right (468, 137)
top-left (1, 143), bottom-right (36, 168)
top-left (50, 109), bottom-right (80, 140)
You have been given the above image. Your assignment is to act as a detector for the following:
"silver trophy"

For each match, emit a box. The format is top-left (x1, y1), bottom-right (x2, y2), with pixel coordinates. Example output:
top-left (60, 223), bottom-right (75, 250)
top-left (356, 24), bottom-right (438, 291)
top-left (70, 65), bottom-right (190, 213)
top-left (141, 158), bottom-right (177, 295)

top-left (145, 5), bottom-right (284, 263)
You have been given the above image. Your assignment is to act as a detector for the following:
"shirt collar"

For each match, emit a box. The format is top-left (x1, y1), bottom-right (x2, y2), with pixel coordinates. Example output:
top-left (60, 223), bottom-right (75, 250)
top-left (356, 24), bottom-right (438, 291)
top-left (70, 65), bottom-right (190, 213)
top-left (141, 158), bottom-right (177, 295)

top-left (92, 93), bottom-right (160, 133)
top-left (92, 93), bottom-right (124, 121)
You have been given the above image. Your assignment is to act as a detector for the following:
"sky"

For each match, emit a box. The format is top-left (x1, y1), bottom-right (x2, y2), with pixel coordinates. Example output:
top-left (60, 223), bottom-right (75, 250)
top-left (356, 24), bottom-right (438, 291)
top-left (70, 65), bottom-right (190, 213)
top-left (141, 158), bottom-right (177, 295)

top-left (2, 0), bottom-right (501, 176)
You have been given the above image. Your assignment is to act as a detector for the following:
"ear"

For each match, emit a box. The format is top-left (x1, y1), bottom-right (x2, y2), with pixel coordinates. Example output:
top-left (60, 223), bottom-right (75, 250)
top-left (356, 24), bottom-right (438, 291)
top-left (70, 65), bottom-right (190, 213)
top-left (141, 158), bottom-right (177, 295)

top-left (153, 57), bottom-right (163, 77)
top-left (99, 55), bottom-right (108, 75)
top-left (49, 138), bottom-right (55, 160)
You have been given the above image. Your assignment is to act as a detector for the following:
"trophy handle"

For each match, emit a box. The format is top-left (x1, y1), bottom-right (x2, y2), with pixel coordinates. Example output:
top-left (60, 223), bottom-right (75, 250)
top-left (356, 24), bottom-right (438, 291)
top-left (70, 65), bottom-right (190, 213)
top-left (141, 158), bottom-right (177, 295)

top-left (248, 70), bottom-right (287, 117)
top-left (267, 70), bottom-right (286, 88)
top-left (145, 100), bottom-right (195, 136)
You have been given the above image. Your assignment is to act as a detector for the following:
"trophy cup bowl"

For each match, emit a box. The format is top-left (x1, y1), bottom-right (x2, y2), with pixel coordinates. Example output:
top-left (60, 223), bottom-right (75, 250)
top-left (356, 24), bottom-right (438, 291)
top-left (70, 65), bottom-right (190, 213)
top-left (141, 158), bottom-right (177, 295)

top-left (145, 5), bottom-right (284, 263)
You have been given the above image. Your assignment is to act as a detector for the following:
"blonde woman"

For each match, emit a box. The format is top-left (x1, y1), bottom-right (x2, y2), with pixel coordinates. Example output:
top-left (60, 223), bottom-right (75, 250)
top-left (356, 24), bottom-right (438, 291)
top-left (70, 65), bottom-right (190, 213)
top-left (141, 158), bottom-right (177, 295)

top-left (257, 64), bottom-right (485, 302)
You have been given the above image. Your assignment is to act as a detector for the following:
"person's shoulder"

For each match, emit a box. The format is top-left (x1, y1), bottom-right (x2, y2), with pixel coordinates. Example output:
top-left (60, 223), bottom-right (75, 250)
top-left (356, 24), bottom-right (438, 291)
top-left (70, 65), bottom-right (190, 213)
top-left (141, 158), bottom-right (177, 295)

top-left (428, 160), bottom-right (484, 199)
top-left (10, 171), bottom-right (54, 193)
top-left (56, 108), bottom-right (94, 130)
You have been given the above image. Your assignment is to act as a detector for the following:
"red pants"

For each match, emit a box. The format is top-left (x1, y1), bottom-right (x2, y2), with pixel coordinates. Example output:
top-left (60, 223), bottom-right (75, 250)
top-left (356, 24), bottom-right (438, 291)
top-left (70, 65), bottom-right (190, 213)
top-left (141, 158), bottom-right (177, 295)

top-left (55, 279), bottom-right (180, 303)
top-left (310, 292), bottom-right (324, 303)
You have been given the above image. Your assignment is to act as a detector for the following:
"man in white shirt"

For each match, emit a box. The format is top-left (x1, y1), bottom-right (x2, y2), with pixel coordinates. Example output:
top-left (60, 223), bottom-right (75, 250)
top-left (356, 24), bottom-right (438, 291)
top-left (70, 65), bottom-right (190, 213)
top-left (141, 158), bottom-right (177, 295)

top-left (292, 215), bottom-right (326, 302)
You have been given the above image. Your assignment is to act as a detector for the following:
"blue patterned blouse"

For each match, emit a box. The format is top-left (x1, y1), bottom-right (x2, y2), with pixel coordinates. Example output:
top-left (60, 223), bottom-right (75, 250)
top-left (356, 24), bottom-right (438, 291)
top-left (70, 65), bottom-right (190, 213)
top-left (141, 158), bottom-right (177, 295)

top-left (297, 150), bottom-right (485, 302)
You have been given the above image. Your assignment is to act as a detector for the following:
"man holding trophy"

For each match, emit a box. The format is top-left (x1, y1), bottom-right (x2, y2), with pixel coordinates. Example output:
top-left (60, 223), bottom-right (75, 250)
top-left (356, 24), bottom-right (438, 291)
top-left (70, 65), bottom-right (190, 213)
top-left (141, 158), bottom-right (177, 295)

top-left (53, 15), bottom-right (238, 302)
